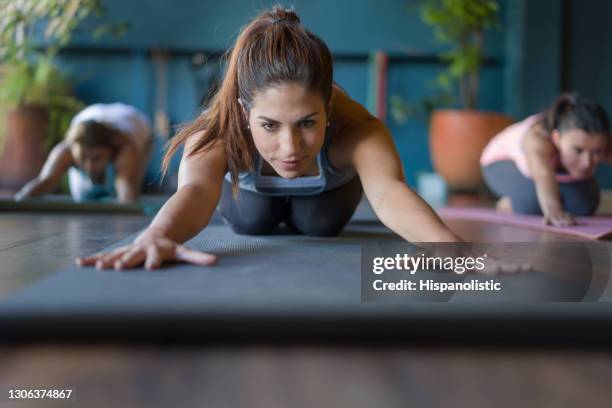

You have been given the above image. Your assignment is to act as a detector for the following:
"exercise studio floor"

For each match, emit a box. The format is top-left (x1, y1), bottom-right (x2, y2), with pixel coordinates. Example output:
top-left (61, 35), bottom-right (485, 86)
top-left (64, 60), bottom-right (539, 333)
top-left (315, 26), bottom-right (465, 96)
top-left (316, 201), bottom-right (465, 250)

top-left (1, 195), bottom-right (612, 407)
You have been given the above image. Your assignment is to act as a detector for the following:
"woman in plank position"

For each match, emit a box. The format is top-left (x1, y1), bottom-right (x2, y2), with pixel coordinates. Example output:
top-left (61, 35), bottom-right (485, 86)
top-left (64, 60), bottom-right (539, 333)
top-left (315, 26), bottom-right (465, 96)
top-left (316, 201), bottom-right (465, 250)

top-left (15, 103), bottom-right (153, 203)
top-left (481, 93), bottom-right (611, 226)
top-left (78, 6), bottom-right (476, 270)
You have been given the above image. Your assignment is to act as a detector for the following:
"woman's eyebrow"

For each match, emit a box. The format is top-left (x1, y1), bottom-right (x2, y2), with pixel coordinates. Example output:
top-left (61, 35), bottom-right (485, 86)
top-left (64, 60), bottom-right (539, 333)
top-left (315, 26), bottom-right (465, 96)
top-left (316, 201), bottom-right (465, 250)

top-left (256, 112), bottom-right (319, 122)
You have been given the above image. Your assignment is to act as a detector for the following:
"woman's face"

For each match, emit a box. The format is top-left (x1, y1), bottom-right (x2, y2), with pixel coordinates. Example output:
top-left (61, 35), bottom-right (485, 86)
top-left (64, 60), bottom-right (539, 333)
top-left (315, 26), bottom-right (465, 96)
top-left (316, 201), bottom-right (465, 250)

top-left (70, 144), bottom-right (113, 183)
top-left (552, 129), bottom-right (608, 179)
top-left (246, 83), bottom-right (328, 178)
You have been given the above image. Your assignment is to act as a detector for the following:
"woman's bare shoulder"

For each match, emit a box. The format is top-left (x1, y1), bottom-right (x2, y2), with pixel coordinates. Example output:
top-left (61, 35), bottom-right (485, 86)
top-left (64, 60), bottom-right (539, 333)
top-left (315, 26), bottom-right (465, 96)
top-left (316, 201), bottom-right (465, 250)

top-left (328, 87), bottom-right (383, 168)
top-left (523, 118), bottom-right (554, 153)
top-left (184, 131), bottom-right (225, 158)
top-left (331, 85), bottom-right (375, 127)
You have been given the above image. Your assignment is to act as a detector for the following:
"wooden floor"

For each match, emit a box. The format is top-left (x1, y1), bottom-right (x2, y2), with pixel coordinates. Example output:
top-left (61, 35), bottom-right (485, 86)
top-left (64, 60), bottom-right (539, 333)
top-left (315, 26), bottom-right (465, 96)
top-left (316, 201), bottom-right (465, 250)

top-left (1, 345), bottom-right (611, 408)
top-left (0, 201), bottom-right (611, 407)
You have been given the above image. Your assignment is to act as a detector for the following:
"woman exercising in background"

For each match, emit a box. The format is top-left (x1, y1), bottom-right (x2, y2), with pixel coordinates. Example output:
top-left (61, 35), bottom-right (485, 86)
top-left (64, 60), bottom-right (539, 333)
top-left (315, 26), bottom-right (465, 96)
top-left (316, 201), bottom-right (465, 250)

top-left (481, 94), bottom-right (611, 226)
top-left (15, 103), bottom-right (153, 203)
top-left (77, 6), bottom-right (477, 270)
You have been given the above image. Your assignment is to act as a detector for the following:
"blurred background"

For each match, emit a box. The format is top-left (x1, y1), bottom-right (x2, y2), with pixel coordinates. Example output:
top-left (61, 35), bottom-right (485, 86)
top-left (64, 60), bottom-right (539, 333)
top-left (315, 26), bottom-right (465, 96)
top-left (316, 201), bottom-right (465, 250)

top-left (1, 0), bottom-right (611, 195)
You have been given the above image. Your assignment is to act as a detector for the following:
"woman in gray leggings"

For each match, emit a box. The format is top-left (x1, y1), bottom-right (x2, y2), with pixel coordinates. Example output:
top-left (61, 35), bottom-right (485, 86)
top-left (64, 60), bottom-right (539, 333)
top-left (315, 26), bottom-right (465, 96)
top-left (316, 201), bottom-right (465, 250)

top-left (481, 93), bottom-right (611, 226)
top-left (77, 6), bottom-right (463, 271)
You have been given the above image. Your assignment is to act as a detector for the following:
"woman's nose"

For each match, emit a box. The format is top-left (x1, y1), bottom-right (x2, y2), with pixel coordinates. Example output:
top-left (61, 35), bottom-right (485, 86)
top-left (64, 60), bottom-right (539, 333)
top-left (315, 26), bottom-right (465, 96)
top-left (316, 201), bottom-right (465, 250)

top-left (279, 128), bottom-right (301, 156)
top-left (581, 153), bottom-right (593, 169)
top-left (83, 161), bottom-right (93, 173)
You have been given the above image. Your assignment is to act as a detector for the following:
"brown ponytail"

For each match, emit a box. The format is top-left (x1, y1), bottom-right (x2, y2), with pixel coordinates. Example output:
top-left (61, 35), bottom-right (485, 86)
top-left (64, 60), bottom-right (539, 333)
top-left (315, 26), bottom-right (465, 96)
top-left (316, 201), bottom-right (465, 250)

top-left (542, 92), bottom-right (610, 137)
top-left (162, 5), bottom-right (333, 194)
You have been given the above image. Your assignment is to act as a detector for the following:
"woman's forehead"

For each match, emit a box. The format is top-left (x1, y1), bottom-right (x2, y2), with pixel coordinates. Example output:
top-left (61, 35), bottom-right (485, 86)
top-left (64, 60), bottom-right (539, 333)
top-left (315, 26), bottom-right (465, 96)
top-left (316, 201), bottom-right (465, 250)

top-left (250, 83), bottom-right (325, 115)
top-left (562, 129), bottom-right (608, 147)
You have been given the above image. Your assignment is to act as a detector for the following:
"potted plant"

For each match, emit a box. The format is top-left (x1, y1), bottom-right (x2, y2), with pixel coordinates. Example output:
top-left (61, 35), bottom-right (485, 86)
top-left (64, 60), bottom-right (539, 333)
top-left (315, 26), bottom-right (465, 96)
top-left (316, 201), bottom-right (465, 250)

top-left (394, 0), bottom-right (513, 191)
top-left (0, 0), bottom-right (126, 190)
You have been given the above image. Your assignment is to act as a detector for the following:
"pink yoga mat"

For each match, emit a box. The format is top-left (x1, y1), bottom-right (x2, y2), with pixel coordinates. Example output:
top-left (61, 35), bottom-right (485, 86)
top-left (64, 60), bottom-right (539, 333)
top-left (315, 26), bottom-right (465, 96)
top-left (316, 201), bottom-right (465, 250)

top-left (439, 207), bottom-right (612, 240)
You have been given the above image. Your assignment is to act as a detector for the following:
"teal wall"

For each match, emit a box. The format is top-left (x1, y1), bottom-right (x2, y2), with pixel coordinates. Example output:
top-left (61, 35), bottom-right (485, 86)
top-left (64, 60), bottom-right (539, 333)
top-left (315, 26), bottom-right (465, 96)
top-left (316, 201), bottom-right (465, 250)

top-left (57, 0), bottom-right (507, 188)
top-left (57, 0), bottom-right (612, 188)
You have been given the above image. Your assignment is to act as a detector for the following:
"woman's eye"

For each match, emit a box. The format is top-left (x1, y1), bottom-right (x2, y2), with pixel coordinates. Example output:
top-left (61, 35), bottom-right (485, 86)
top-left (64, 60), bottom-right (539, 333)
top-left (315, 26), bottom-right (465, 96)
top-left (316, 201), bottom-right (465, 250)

top-left (574, 148), bottom-right (583, 154)
top-left (261, 123), bottom-right (277, 131)
top-left (299, 120), bottom-right (315, 128)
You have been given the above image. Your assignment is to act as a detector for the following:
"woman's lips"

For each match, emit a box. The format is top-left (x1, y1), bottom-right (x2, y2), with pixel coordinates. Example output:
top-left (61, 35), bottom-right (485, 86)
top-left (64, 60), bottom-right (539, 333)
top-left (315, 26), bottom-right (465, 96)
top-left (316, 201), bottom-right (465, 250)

top-left (278, 158), bottom-right (302, 170)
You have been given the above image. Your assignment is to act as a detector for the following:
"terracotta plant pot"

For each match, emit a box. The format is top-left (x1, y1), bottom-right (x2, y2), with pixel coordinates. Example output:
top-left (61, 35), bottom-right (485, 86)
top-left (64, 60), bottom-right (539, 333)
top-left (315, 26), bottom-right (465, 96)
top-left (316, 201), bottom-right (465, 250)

top-left (429, 109), bottom-right (514, 191)
top-left (0, 106), bottom-right (49, 190)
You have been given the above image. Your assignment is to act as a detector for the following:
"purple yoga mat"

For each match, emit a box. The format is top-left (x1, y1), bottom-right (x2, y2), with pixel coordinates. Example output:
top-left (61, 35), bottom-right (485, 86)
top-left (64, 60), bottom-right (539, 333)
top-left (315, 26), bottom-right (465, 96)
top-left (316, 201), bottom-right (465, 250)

top-left (439, 207), bottom-right (612, 240)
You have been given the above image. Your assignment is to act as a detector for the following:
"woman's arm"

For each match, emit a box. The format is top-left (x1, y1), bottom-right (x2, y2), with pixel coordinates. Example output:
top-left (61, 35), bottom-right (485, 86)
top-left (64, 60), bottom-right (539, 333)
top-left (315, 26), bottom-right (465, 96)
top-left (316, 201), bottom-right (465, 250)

top-left (350, 118), bottom-right (461, 242)
top-left (606, 139), bottom-right (612, 166)
top-left (147, 137), bottom-right (227, 243)
top-left (15, 142), bottom-right (72, 200)
top-left (78, 134), bottom-right (226, 269)
top-left (113, 144), bottom-right (141, 203)
top-left (523, 127), bottom-right (575, 226)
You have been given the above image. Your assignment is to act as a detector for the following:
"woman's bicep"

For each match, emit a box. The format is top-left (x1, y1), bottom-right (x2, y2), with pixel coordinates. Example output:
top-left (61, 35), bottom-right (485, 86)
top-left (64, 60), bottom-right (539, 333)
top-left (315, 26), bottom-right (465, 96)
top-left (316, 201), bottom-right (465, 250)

top-left (177, 137), bottom-right (227, 194)
top-left (351, 120), bottom-right (406, 205)
top-left (523, 131), bottom-right (555, 177)
top-left (40, 143), bottom-right (72, 182)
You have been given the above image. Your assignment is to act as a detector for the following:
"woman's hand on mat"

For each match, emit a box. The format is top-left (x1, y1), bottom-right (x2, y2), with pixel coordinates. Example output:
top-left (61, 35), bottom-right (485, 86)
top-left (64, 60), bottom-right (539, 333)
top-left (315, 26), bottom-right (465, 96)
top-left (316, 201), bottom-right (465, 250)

top-left (543, 209), bottom-right (576, 227)
top-left (421, 244), bottom-right (531, 275)
top-left (478, 254), bottom-right (531, 275)
top-left (76, 230), bottom-right (218, 270)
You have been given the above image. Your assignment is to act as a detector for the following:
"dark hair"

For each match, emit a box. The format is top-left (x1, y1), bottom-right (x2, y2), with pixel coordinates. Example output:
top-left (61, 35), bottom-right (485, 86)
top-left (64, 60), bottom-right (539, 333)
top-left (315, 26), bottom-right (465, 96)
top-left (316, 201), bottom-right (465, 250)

top-left (66, 120), bottom-right (120, 152)
top-left (542, 93), bottom-right (610, 137)
top-left (162, 5), bottom-right (334, 193)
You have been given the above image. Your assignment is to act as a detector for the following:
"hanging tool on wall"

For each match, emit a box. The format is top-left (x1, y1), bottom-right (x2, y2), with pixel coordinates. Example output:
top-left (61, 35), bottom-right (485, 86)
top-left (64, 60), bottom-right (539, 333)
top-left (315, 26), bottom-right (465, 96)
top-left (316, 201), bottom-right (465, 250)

top-left (191, 52), bottom-right (220, 108)
top-left (151, 48), bottom-right (170, 140)
top-left (367, 50), bottom-right (389, 122)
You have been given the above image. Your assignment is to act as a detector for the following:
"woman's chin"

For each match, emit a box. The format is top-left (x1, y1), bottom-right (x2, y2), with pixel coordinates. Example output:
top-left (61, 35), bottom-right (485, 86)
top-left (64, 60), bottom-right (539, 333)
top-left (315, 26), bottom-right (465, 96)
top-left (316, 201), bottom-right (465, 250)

top-left (570, 170), bottom-right (592, 179)
top-left (275, 168), bottom-right (301, 179)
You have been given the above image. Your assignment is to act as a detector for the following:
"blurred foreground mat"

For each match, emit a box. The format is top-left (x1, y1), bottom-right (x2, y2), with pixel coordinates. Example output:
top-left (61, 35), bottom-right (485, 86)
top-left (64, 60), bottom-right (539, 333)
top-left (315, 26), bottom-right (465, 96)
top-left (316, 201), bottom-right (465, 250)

top-left (440, 207), bottom-right (612, 240)
top-left (1, 211), bottom-right (612, 343)
top-left (0, 196), bottom-right (165, 214)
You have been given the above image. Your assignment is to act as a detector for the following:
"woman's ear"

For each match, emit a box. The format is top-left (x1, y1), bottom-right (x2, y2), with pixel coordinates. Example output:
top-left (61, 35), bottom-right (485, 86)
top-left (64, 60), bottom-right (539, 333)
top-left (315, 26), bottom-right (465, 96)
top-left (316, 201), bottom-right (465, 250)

top-left (237, 98), bottom-right (249, 122)
top-left (325, 98), bottom-right (334, 126)
top-left (551, 129), bottom-right (562, 148)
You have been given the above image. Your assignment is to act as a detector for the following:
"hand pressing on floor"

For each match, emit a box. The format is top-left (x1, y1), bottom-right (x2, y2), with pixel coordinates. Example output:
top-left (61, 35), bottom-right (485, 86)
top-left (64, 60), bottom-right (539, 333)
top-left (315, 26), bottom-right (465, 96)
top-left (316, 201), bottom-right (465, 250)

top-left (76, 229), bottom-right (218, 270)
top-left (418, 243), bottom-right (532, 275)
top-left (543, 208), bottom-right (577, 227)
top-left (476, 253), bottom-right (532, 275)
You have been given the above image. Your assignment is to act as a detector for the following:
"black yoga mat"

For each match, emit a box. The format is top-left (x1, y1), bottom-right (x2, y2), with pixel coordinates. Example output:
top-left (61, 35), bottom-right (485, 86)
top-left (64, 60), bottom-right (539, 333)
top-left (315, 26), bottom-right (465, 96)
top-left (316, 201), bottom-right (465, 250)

top-left (1, 206), bottom-right (612, 344)
top-left (0, 195), bottom-right (165, 214)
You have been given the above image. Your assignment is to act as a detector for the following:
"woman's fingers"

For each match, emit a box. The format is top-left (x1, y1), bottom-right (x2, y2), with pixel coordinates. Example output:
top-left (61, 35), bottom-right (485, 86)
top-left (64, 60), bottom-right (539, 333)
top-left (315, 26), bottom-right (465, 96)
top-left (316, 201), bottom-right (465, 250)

top-left (115, 247), bottom-right (147, 270)
top-left (546, 212), bottom-right (577, 227)
top-left (77, 240), bottom-right (218, 271)
top-left (95, 247), bottom-right (130, 269)
top-left (145, 247), bottom-right (163, 270)
top-left (76, 255), bottom-right (98, 266)
top-left (174, 245), bottom-right (218, 266)
top-left (77, 246), bottom-right (126, 266)
top-left (479, 256), bottom-right (531, 275)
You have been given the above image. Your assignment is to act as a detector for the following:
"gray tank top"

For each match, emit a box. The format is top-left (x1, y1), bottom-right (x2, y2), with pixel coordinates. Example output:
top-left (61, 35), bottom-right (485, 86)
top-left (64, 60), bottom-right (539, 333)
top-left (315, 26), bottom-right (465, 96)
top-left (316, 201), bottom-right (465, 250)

top-left (224, 129), bottom-right (357, 196)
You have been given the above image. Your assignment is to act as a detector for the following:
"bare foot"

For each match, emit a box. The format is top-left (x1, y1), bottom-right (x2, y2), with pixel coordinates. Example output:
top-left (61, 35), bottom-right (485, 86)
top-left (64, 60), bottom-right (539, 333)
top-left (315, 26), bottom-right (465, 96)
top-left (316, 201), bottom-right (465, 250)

top-left (496, 196), bottom-right (513, 213)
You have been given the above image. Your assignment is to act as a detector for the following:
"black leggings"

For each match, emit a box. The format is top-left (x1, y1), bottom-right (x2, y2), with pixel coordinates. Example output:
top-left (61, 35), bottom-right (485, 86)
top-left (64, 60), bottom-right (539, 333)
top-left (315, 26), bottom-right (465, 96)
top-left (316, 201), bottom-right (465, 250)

top-left (217, 175), bottom-right (363, 236)
top-left (482, 160), bottom-right (600, 216)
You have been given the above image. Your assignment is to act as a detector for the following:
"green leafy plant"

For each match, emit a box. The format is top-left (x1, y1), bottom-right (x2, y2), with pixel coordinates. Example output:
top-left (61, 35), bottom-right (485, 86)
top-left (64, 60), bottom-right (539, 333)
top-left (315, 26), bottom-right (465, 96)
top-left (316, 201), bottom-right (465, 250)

top-left (0, 0), bottom-right (128, 151)
top-left (421, 0), bottom-right (500, 110)
top-left (391, 0), bottom-right (500, 124)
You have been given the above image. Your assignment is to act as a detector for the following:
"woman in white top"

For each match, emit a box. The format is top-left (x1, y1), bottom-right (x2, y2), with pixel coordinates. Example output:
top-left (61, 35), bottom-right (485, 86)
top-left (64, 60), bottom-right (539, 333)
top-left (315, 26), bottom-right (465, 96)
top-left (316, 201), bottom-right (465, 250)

top-left (15, 103), bottom-right (153, 203)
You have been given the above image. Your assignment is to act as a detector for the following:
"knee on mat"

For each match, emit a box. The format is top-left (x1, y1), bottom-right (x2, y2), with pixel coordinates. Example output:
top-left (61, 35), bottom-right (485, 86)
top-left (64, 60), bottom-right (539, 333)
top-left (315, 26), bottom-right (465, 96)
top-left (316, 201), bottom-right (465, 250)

top-left (226, 218), bottom-right (280, 236)
top-left (564, 195), bottom-right (600, 216)
top-left (510, 196), bottom-right (543, 215)
top-left (292, 217), bottom-right (345, 237)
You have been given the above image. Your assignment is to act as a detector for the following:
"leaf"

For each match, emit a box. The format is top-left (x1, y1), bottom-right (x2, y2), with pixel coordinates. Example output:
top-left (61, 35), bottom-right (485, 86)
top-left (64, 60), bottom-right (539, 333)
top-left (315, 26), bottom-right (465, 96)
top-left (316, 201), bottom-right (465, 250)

top-left (416, 0), bottom-right (500, 109)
